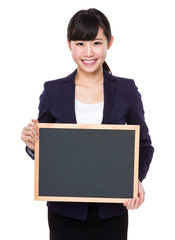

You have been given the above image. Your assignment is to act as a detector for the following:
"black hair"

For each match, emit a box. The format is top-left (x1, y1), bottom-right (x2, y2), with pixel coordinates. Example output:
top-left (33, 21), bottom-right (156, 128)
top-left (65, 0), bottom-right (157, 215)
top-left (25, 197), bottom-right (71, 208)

top-left (67, 8), bottom-right (112, 73)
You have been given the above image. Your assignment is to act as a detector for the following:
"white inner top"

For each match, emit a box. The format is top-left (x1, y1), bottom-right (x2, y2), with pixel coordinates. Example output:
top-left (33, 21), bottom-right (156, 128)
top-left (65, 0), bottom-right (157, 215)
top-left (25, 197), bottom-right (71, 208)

top-left (75, 99), bottom-right (104, 124)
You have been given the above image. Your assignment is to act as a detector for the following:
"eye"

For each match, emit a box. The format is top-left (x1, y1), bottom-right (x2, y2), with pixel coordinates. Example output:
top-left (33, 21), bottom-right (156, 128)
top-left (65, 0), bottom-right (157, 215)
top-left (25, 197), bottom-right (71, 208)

top-left (94, 41), bottom-right (102, 46)
top-left (76, 42), bottom-right (84, 46)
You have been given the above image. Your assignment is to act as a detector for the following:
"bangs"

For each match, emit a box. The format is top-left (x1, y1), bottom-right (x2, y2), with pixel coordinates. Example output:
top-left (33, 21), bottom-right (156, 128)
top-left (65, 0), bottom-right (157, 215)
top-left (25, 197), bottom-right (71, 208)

top-left (67, 12), bottom-right (100, 41)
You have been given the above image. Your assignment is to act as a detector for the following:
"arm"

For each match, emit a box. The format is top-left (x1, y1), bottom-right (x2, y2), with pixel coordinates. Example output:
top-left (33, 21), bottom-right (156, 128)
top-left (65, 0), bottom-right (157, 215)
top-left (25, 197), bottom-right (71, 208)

top-left (37, 82), bottom-right (55, 123)
top-left (21, 119), bottom-right (39, 159)
top-left (124, 80), bottom-right (154, 209)
top-left (127, 80), bottom-right (154, 182)
top-left (22, 82), bottom-right (55, 159)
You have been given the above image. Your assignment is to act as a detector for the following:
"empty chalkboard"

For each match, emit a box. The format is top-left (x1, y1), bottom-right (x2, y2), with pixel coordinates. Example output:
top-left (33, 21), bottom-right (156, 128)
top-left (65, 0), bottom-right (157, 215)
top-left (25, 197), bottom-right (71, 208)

top-left (34, 123), bottom-right (140, 203)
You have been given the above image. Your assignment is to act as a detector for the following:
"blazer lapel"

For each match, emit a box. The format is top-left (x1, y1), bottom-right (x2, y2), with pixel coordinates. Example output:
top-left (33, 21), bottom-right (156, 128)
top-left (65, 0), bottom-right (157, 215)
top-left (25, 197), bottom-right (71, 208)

top-left (61, 69), bottom-right (77, 123)
top-left (102, 70), bottom-right (116, 124)
top-left (61, 69), bottom-right (116, 124)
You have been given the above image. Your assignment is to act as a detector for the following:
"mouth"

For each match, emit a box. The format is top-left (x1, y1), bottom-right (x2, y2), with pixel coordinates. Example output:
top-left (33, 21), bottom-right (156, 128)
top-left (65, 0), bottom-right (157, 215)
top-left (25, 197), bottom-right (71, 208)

top-left (81, 59), bottom-right (97, 66)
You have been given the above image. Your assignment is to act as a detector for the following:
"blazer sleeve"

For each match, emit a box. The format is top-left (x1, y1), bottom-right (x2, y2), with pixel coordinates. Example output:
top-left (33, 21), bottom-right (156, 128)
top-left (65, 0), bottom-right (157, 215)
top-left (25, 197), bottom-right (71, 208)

top-left (25, 146), bottom-right (35, 160)
top-left (26, 82), bottom-right (55, 159)
top-left (127, 80), bottom-right (154, 182)
top-left (38, 82), bottom-right (55, 123)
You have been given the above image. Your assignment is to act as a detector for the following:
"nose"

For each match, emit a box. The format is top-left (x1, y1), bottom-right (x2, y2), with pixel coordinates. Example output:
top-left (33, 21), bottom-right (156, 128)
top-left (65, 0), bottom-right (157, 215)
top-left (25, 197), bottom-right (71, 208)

top-left (84, 43), bottom-right (95, 57)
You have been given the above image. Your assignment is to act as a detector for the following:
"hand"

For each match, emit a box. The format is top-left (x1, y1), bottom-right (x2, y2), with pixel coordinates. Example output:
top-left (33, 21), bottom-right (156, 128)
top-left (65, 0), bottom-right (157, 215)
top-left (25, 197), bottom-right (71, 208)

top-left (123, 181), bottom-right (145, 210)
top-left (21, 119), bottom-right (39, 151)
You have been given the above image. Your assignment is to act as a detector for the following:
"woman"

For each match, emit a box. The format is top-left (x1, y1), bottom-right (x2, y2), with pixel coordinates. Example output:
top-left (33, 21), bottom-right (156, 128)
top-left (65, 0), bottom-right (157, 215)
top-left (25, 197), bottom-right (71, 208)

top-left (21, 8), bottom-right (154, 240)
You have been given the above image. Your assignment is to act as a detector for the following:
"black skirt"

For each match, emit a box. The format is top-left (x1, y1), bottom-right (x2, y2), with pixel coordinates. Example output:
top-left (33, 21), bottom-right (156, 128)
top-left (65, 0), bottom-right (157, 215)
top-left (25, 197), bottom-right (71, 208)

top-left (48, 203), bottom-right (128, 240)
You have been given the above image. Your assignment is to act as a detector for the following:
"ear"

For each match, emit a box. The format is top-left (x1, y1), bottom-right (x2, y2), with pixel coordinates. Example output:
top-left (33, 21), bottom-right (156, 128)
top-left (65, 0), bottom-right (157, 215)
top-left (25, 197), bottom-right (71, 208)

top-left (67, 39), bottom-right (71, 51)
top-left (107, 36), bottom-right (114, 49)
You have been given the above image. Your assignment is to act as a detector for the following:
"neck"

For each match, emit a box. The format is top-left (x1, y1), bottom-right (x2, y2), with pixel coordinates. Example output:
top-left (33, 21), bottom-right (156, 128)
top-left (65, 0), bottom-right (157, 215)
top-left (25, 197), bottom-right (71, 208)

top-left (75, 67), bottom-right (104, 87)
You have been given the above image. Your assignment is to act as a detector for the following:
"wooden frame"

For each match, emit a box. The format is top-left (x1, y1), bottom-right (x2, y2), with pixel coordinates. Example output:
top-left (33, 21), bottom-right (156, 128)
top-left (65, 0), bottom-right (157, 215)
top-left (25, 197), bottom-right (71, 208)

top-left (35, 123), bottom-right (140, 203)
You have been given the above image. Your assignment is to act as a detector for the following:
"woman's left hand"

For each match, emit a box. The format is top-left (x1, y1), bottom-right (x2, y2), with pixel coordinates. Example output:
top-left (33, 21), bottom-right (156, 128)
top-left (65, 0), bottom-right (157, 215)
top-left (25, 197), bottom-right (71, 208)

top-left (123, 180), bottom-right (145, 210)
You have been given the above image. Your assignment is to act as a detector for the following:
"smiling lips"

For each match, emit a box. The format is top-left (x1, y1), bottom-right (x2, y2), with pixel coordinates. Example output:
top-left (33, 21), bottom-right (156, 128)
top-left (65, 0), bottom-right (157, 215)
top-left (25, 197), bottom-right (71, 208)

top-left (82, 59), bottom-right (97, 65)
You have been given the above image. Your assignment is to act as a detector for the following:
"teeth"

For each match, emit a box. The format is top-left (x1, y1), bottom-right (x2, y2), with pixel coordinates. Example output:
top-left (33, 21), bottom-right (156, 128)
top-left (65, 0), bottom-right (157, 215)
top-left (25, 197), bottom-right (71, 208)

top-left (83, 60), bottom-right (96, 63)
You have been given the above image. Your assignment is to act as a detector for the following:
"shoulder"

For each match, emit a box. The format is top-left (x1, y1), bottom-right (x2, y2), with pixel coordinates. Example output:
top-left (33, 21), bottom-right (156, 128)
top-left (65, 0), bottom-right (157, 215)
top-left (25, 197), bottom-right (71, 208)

top-left (43, 70), bottom-right (77, 89)
top-left (110, 73), bottom-right (142, 105)
top-left (112, 74), bottom-right (134, 86)
top-left (104, 69), bottom-right (133, 84)
top-left (104, 70), bottom-right (136, 93)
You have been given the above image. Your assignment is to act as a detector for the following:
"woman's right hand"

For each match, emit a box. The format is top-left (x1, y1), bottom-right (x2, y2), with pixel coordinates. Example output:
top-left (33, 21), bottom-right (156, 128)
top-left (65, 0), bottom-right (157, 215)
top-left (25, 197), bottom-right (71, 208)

top-left (21, 119), bottom-right (39, 151)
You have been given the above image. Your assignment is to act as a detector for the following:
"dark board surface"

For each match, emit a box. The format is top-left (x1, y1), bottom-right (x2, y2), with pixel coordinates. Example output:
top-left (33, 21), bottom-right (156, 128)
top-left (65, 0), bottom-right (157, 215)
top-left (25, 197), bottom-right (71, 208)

top-left (38, 128), bottom-right (135, 199)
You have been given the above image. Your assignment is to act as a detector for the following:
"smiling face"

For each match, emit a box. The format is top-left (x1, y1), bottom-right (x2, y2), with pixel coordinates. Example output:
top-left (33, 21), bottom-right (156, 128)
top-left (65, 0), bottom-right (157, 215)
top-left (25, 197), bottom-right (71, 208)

top-left (68, 27), bottom-right (113, 74)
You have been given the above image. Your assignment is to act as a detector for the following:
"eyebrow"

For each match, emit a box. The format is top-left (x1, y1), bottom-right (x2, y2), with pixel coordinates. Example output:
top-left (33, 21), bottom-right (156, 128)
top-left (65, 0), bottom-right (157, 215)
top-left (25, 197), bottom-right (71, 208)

top-left (74, 38), bottom-right (103, 42)
top-left (94, 38), bottom-right (103, 40)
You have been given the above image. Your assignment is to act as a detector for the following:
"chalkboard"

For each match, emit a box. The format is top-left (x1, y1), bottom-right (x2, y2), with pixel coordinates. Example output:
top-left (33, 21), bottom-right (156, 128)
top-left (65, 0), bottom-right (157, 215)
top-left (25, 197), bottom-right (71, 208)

top-left (34, 124), bottom-right (140, 203)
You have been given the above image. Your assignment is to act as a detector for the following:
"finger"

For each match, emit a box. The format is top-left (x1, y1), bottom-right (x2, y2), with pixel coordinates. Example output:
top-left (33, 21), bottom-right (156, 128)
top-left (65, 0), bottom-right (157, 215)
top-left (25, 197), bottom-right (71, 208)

top-left (22, 134), bottom-right (36, 144)
top-left (22, 124), bottom-right (39, 143)
top-left (138, 181), bottom-right (145, 206)
top-left (26, 122), bottom-right (39, 138)
top-left (130, 198), bottom-right (136, 210)
top-left (123, 200), bottom-right (128, 207)
top-left (21, 134), bottom-right (35, 150)
top-left (22, 126), bottom-right (38, 142)
top-left (32, 119), bottom-right (39, 131)
top-left (139, 189), bottom-right (145, 205)
top-left (135, 197), bottom-right (140, 209)
top-left (31, 124), bottom-right (39, 139)
top-left (140, 196), bottom-right (145, 206)
top-left (26, 121), bottom-right (38, 131)
top-left (126, 198), bottom-right (132, 210)
top-left (32, 119), bottom-right (39, 123)
top-left (31, 121), bottom-right (39, 134)
top-left (137, 197), bottom-right (143, 208)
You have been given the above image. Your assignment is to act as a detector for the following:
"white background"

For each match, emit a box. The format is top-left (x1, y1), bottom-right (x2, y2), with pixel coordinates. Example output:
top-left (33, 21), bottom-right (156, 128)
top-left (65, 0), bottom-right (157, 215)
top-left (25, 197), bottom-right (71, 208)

top-left (1, 0), bottom-right (175, 239)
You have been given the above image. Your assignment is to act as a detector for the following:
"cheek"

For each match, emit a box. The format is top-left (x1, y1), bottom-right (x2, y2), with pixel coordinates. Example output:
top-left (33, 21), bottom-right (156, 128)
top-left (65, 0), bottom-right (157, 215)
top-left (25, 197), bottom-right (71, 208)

top-left (97, 47), bottom-right (107, 59)
top-left (71, 47), bottom-right (81, 60)
top-left (95, 42), bottom-right (108, 57)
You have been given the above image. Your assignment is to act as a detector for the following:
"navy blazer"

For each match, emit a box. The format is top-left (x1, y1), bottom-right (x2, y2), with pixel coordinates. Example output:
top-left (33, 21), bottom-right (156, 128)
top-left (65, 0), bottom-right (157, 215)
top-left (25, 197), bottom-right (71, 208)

top-left (27, 69), bottom-right (154, 220)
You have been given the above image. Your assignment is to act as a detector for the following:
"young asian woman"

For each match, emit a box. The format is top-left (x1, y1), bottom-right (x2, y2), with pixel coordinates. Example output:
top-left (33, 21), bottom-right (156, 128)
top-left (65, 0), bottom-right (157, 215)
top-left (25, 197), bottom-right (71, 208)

top-left (21, 8), bottom-right (154, 240)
